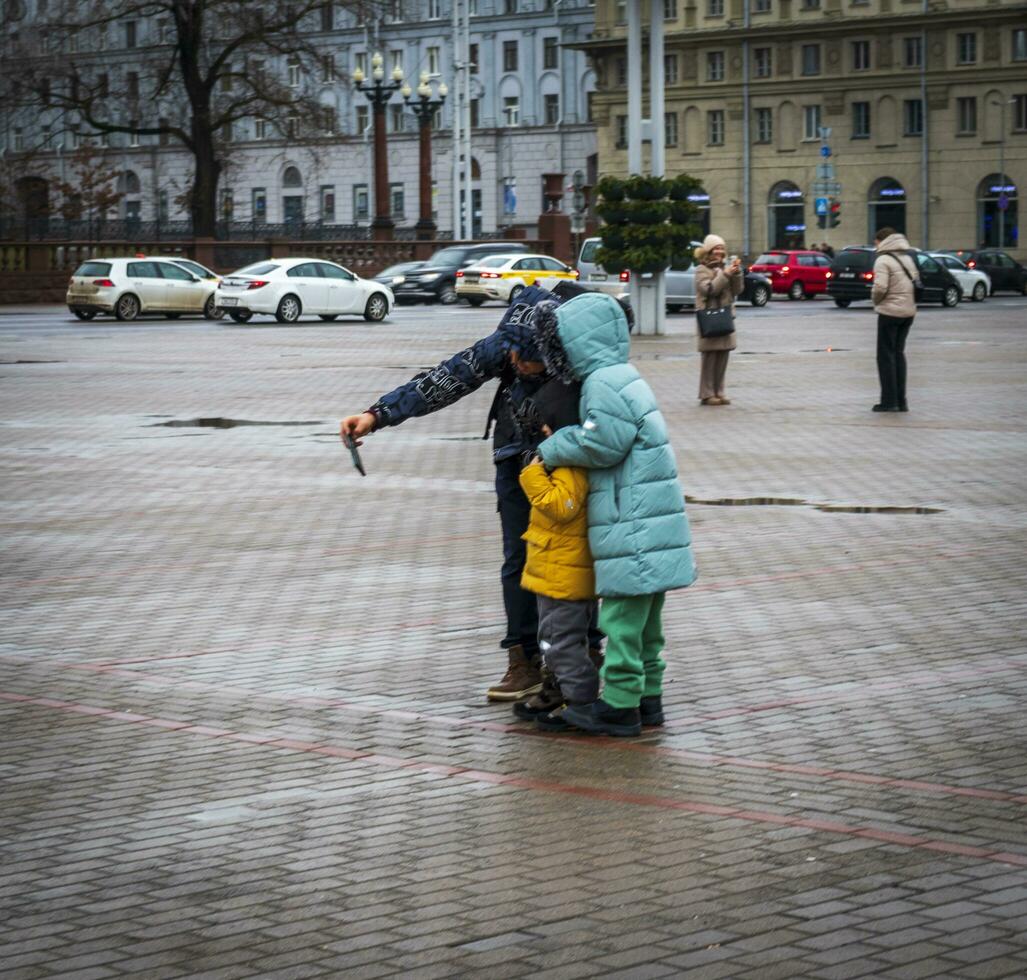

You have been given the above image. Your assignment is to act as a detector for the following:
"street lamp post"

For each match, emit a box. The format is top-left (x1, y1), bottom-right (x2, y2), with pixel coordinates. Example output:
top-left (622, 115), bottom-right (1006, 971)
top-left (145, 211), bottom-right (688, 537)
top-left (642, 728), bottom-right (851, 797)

top-left (353, 52), bottom-right (403, 241)
top-left (402, 73), bottom-right (448, 241)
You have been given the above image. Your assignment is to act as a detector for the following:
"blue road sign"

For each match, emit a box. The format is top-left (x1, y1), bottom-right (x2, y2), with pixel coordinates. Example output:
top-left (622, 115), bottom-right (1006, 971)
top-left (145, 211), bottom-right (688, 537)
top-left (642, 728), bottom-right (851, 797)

top-left (820, 145), bottom-right (832, 157)
top-left (815, 197), bottom-right (829, 215)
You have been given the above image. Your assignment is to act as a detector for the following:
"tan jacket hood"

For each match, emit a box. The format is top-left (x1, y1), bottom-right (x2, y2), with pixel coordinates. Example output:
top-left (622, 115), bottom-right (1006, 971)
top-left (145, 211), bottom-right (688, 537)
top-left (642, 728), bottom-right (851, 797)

top-left (876, 233), bottom-right (913, 255)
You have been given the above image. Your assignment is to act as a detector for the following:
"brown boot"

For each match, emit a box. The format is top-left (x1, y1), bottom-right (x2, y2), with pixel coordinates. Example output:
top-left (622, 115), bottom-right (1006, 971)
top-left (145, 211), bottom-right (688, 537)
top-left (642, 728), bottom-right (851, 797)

top-left (513, 665), bottom-right (564, 719)
top-left (486, 645), bottom-right (542, 701)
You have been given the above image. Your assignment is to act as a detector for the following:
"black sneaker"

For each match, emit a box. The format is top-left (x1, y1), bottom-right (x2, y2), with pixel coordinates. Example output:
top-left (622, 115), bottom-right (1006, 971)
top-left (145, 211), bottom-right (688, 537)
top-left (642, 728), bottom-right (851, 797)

top-left (639, 696), bottom-right (665, 727)
top-left (536, 706), bottom-right (573, 732)
top-left (561, 699), bottom-right (642, 737)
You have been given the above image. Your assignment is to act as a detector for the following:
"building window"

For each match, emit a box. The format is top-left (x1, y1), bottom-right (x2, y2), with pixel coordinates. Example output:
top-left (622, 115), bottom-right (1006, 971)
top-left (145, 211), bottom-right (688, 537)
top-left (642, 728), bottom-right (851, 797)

top-left (503, 176), bottom-right (517, 215)
top-left (1014, 29), bottom-right (1027, 61)
top-left (707, 0), bottom-right (724, 15)
top-left (469, 43), bottom-right (479, 72)
top-left (158, 19), bottom-right (170, 43)
top-left (544, 93), bottom-right (560, 124)
top-left (321, 54), bottom-right (335, 82)
top-left (956, 97), bottom-right (977, 134)
top-left (353, 184), bottom-right (369, 219)
top-left (390, 183), bottom-right (404, 217)
top-left (355, 52), bottom-right (367, 76)
top-left (158, 190), bottom-right (169, 223)
top-left (504, 0), bottom-right (518, 12)
top-left (254, 118), bottom-right (267, 140)
top-left (708, 109), bottom-right (724, 145)
top-left (1013, 94), bottom-right (1027, 132)
top-left (286, 115), bottom-right (298, 138)
top-left (754, 47), bottom-right (772, 78)
top-left (252, 187), bottom-right (267, 222)
top-left (753, 0), bottom-right (771, 10)
top-left (803, 104), bottom-right (821, 140)
top-left (852, 101), bottom-right (870, 138)
top-left (470, 99), bottom-right (480, 127)
top-left (957, 33), bottom-right (976, 65)
top-left (13, 128), bottom-right (24, 151)
top-left (801, 44), bottom-right (821, 76)
top-left (159, 117), bottom-right (170, 146)
top-left (543, 36), bottom-right (558, 70)
top-left (903, 98), bottom-right (923, 136)
top-left (221, 121), bottom-right (232, 143)
top-left (664, 53), bottom-right (679, 84)
top-left (220, 188), bottom-right (234, 222)
top-left (127, 72), bottom-right (139, 99)
top-left (755, 107), bottom-right (772, 143)
top-left (615, 0), bottom-right (627, 25)
top-left (903, 36), bottom-right (922, 68)
top-left (800, 0), bottom-right (820, 8)
top-left (852, 40), bottom-right (870, 71)
top-left (616, 114), bottom-right (627, 147)
top-left (663, 0), bottom-right (677, 18)
top-left (390, 49), bottom-right (403, 74)
top-left (503, 41), bottom-right (518, 72)
top-left (428, 0), bottom-right (441, 18)
top-left (664, 111), bottom-right (678, 146)
top-left (615, 57), bottom-right (627, 86)
top-left (503, 96), bottom-right (520, 126)
top-left (288, 60), bottom-right (301, 87)
top-left (98, 73), bottom-right (109, 97)
top-left (321, 3), bottom-right (334, 30)
top-left (386, 0), bottom-right (403, 22)
top-left (586, 91), bottom-right (595, 122)
top-left (390, 103), bottom-right (404, 132)
top-left (428, 46), bottom-right (440, 74)
top-left (354, 104), bottom-right (370, 134)
top-left (707, 51), bottom-right (725, 81)
top-left (124, 21), bottom-right (136, 48)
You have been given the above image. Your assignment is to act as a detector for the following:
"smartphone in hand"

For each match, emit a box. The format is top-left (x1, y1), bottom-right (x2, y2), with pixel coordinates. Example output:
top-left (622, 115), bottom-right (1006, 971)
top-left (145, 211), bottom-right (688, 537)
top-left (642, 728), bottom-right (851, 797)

top-left (343, 433), bottom-right (367, 476)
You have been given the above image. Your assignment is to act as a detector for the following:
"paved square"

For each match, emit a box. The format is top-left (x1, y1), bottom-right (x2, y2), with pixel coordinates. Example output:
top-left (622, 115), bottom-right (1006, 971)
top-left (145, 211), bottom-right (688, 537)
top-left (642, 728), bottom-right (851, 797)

top-left (2, 297), bottom-right (1026, 979)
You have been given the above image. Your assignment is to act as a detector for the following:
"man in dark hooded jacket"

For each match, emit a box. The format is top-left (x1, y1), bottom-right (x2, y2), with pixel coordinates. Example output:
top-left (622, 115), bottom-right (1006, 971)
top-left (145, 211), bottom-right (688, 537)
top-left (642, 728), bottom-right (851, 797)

top-left (340, 284), bottom-right (603, 700)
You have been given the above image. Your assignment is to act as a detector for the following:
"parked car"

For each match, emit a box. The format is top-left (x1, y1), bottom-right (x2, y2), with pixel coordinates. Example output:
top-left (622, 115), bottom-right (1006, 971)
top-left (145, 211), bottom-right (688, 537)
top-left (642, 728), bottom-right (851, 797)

top-left (749, 249), bottom-right (833, 300)
top-left (456, 253), bottom-right (579, 305)
top-left (373, 261), bottom-right (426, 303)
top-left (827, 247), bottom-right (963, 308)
top-left (576, 236), bottom-right (631, 299)
top-left (390, 242), bottom-right (530, 305)
top-left (936, 249), bottom-right (1027, 295)
top-left (66, 257), bottom-right (220, 321)
top-left (927, 252), bottom-right (990, 302)
top-left (214, 258), bottom-right (393, 323)
top-left (665, 260), bottom-right (772, 310)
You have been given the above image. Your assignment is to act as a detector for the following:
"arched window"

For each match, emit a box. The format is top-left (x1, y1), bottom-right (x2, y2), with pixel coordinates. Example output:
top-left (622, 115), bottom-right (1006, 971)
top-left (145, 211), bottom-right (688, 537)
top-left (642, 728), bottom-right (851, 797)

top-left (868, 177), bottom-right (906, 238)
top-left (768, 181), bottom-right (805, 249)
top-left (282, 166), bottom-right (303, 188)
top-left (977, 174), bottom-right (1018, 248)
top-left (121, 170), bottom-right (141, 195)
top-left (282, 166), bottom-right (304, 225)
top-left (687, 185), bottom-right (711, 238)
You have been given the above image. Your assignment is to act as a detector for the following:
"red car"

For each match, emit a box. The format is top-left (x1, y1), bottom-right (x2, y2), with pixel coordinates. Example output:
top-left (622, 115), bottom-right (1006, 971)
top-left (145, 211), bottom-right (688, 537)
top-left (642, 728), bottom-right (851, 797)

top-left (749, 250), bottom-right (833, 300)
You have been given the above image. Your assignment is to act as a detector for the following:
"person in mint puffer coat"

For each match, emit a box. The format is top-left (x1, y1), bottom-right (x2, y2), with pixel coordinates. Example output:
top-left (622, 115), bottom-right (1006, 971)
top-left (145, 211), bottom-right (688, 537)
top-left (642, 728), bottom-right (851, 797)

top-left (534, 292), bottom-right (696, 737)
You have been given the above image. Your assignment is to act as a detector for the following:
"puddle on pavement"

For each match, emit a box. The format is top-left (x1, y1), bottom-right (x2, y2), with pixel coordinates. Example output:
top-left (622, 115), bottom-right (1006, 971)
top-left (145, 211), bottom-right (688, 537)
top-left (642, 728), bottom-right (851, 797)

top-left (147, 417), bottom-right (323, 429)
top-left (800, 348), bottom-right (852, 353)
top-left (686, 495), bottom-right (942, 515)
top-left (0, 359), bottom-right (63, 364)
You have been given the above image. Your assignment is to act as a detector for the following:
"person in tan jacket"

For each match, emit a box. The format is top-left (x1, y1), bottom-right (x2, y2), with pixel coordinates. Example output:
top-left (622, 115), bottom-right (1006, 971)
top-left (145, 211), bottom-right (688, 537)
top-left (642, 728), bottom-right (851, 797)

top-left (694, 234), bottom-right (744, 405)
top-left (871, 228), bottom-right (918, 412)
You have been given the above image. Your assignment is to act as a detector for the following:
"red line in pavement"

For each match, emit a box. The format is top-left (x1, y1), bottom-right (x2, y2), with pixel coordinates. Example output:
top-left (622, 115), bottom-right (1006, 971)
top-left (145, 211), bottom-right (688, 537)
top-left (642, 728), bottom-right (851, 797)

top-left (3, 652), bottom-right (1027, 806)
top-left (2, 690), bottom-right (1025, 869)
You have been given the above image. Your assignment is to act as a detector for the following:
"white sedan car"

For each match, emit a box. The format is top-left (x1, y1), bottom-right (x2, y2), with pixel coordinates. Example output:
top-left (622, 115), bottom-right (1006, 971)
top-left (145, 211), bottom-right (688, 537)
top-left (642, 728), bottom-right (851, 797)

top-left (215, 258), bottom-right (394, 323)
top-left (929, 252), bottom-right (991, 302)
top-left (456, 253), bottom-right (579, 305)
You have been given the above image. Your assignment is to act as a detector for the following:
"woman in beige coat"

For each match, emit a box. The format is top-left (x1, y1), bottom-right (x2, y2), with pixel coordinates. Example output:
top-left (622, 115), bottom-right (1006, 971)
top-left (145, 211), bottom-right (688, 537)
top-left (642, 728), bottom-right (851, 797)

top-left (694, 234), bottom-right (744, 405)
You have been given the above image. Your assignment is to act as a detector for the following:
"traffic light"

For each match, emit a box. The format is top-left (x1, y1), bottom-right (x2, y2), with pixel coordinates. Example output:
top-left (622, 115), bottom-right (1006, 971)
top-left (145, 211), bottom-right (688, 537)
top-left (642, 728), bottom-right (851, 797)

top-left (829, 199), bottom-right (842, 228)
top-left (817, 210), bottom-right (827, 230)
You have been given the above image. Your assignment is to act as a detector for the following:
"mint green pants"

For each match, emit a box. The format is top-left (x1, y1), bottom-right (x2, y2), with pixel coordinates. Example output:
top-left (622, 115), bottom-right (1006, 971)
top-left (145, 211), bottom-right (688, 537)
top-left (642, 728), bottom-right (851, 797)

top-left (598, 593), bottom-right (666, 709)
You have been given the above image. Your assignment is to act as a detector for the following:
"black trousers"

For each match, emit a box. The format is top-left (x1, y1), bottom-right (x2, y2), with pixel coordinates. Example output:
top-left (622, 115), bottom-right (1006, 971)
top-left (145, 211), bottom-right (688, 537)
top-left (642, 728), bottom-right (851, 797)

top-left (876, 315), bottom-right (913, 409)
top-left (494, 456), bottom-right (603, 657)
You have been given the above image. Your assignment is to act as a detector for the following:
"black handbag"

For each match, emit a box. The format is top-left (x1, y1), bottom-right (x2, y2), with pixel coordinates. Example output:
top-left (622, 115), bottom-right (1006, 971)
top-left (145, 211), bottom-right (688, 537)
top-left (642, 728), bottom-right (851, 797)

top-left (696, 273), bottom-right (736, 338)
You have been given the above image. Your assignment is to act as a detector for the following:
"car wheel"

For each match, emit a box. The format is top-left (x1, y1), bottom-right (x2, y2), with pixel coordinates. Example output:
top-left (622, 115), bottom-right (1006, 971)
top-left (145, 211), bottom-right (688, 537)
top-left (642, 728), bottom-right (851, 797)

top-left (751, 286), bottom-right (770, 307)
top-left (508, 284), bottom-right (525, 305)
top-left (164, 313), bottom-right (181, 319)
top-left (115, 293), bottom-right (140, 321)
top-left (942, 286), bottom-right (960, 308)
top-left (276, 294), bottom-right (302, 323)
top-left (666, 303), bottom-right (684, 313)
top-left (788, 281), bottom-right (805, 301)
top-left (319, 314), bottom-right (339, 321)
top-left (203, 294), bottom-right (224, 320)
top-left (834, 298), bottom-right (852, 308)
top-left (466, 297), bottom-right (486, 307)
top-left (363, 293), bottom-right (389, 322)
top-left (228, 310), bottom-right (253, 323)
top-left (972, 282), bottom-right (986, 302)
top-left (438, 283), bottom-right (458, 305)
top-left (71, 309), bottom-right (96, 321)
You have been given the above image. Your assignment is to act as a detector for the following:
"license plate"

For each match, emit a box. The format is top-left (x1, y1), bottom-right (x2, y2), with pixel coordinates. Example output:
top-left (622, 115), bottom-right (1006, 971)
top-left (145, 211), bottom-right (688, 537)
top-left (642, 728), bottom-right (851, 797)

top-left (220, 297), bottom-right (238, 306)
top-left (464, 275), bottom-right (479, 284)
top-left (590, 273), bottom-right (607, 282)
top-left (839, 272), bottom-right (856, 279)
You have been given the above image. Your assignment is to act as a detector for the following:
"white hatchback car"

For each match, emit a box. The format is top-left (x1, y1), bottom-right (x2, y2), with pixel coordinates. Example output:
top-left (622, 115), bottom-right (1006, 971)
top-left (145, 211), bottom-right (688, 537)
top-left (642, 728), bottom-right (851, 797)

top-left (66, 257), bottom-right (220, 321)
top-left (928, 252), bottom-right (991, 302)
top-left (215, 258), bottom-right (394, 323)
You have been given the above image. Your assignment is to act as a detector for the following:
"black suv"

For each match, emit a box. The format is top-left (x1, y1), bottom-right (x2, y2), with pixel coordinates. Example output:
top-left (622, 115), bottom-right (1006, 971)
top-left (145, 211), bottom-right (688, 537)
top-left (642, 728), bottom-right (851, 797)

top-left (938, 250), bottom-right (1027, 295)
top-left (388, 242), bottom-right (530, 305)
top-left (828, 247), bottom-right (962, 308)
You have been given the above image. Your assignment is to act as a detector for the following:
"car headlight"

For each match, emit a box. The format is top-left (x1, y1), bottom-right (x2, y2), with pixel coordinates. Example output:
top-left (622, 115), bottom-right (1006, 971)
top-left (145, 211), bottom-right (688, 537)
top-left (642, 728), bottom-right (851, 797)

top-left (419, 273), bottom-right (439, 282)
top-left (391, 275), bottom-right (405, 284)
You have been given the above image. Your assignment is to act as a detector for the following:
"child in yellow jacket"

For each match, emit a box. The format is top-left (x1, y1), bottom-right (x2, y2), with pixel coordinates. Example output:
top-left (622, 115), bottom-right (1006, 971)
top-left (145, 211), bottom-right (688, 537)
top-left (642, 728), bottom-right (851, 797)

top-left (513, 380), bottom-right (600, 731)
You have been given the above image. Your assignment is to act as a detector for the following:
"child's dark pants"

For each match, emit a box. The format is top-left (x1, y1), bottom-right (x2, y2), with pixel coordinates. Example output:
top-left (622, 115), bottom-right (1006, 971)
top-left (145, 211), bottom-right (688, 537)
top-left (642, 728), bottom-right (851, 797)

top-left (537, 596), bottom-right (601, 704)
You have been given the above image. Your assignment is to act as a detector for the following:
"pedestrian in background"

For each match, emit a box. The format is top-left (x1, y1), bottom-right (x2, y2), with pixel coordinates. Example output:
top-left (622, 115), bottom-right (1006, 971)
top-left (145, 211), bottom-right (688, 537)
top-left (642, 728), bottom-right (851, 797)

top-left (694, 234), bottom-right (743, 406)
top-left (871, 227), bottom-right (918, 413)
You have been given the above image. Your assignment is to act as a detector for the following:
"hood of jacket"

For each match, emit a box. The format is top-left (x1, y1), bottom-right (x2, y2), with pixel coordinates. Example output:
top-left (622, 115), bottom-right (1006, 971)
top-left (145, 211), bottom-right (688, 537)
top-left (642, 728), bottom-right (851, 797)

top-left (876, 233), bottom-right (912, 255)
top-left (533, 292), bottom-right (630, 383)
top-left (493, 283), bottom-right (558, 362)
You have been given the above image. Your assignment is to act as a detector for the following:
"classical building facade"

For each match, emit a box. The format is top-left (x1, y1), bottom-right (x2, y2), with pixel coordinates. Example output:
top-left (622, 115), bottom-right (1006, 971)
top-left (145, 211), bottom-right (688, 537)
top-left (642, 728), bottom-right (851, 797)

top-left (586, 0), bottom-right (1026, 257)
top-left (1, 0), bottom-right (597, 238)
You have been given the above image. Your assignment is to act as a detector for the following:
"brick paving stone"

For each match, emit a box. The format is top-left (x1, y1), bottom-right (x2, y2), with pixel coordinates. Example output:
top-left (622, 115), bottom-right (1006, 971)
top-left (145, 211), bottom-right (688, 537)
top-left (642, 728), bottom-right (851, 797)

top-left (1, 302), bottom-right (1027, 978)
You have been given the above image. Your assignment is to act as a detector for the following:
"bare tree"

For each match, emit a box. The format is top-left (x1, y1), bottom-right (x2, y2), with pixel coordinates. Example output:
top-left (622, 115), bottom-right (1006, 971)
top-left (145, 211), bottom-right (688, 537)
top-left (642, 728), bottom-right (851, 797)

top-left (1, 0), bottom-right (368, 237)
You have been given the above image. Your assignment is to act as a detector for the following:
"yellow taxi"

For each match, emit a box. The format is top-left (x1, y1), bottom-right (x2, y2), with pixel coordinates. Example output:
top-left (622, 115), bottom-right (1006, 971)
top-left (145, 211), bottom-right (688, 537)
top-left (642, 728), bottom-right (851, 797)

top-left (456, 253), bottom-right (579, 306)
